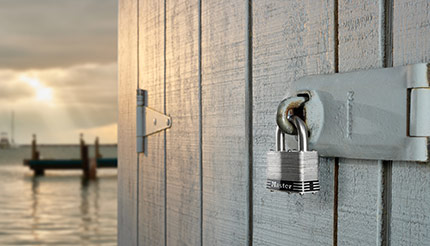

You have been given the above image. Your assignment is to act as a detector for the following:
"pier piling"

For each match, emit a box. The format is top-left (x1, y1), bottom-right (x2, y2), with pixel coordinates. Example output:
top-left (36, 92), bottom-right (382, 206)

top-left (24, 134), bottom-right (116, 178)
top-left (31, 134), bottom-right (43, 176)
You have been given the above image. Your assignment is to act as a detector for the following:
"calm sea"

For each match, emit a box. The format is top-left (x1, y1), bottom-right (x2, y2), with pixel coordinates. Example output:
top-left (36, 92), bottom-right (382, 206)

top-left (0, 145), bottom-right (117, 245)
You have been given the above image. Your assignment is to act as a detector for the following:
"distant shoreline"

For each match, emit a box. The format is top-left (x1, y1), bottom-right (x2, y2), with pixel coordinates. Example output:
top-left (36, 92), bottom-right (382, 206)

top-left (18, 144), bottom-right (118, 147)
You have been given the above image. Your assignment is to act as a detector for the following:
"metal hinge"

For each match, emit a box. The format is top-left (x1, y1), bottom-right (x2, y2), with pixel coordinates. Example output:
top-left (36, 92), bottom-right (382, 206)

top-left (408, 64), bottom-right (430, 138)
top-left (409, 88), bottom-right (430, 137)
top-left (136, 89), bottom-right (171, 153)
top-left (279, 63), bottom-right (430, 162)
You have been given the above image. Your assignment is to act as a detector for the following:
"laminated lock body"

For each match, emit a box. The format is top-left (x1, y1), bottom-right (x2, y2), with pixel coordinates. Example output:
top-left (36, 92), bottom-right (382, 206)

top-left (266, 150), bottom-right (319, 194)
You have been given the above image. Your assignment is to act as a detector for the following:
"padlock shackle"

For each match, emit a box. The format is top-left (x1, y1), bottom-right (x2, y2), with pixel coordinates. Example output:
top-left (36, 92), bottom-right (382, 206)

top-left (276, 126), bottom-right (286, 151)
top-left (289, 115), bottom-right (308, 152)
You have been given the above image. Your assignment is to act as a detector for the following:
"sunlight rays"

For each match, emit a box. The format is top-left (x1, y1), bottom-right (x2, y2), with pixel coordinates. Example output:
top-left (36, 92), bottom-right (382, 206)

top-left (19, 75), bottom-right (54, 103)
top-left (0, 63), bottom-right (117, 144)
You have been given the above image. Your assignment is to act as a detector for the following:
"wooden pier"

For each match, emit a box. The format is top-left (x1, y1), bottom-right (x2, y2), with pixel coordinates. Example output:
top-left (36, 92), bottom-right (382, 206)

top-left (23, 134), bottom-right (117, 179)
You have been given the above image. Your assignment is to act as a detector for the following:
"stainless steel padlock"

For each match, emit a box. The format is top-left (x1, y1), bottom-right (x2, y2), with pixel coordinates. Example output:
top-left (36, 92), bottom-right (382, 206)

top-left (266, 116), bottom-right (320, 194)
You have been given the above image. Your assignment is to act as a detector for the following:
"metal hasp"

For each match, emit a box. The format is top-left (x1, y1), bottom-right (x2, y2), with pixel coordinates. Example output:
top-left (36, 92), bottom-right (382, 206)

top-left (136, 89), bottom-right (171, 153)
top-left (279, 63), bottom-right (430, 162)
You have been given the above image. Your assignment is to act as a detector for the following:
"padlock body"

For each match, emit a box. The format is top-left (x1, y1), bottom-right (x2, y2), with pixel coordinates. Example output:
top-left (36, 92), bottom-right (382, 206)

top-left (266, 150), bottom-right (319, 194)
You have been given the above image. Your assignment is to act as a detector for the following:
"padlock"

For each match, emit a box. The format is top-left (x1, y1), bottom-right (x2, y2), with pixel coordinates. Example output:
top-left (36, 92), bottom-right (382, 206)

top-left (266, 115), bottom-right (319, 194)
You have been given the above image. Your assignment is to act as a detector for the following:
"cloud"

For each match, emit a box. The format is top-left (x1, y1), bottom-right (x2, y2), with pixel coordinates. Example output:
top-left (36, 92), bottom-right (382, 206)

top-left (0, 63), bottom-right (117, 144)
top-left (0, 0), bottom-right (117, 144)
top-left (23, 63), bottom-right (118, 108)
top-left (0, 71), bottom-right (35, 101)
top-left (75, 123), bottom-right (117, 144)
top-left (0, 0), bottom-right (117, 70)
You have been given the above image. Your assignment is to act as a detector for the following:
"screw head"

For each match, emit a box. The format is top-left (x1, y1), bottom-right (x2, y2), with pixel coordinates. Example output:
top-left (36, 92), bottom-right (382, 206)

top-left (153, 119), bottom-right (157, 125)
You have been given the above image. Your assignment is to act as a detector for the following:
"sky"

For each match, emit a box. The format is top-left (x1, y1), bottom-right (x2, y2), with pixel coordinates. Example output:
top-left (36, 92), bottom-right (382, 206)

top-left (0, 0), bottom-right (118, 144)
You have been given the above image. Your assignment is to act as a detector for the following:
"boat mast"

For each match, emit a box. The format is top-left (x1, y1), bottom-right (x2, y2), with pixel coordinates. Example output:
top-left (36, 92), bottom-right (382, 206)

top-left (11, 111), bottom-right (14, 145)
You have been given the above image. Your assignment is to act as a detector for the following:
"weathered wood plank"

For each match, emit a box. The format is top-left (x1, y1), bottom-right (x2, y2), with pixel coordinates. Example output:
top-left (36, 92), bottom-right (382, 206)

top-left (390, 162), bottom-right (430, 245)
top-left (138, 0), bottom-right (165, 245)
top-left (201, 0), bottom-right (249, 245)
top-left (252, 1), bottom-right (335, 245)
top-left (337, 159), bottom-right (380, 245)
top-left (338, 0), bottom-right (384, 72)
top-left (391, 1), bottom-right (430, 245)
top-left (337, 1), bottom-right (384, 245)
top-left (165, 0), bottom-right (201, 245)
top-left (118, 0), bottom-right (138, 245)
top-left (393, 0), bottom-right (430, 66)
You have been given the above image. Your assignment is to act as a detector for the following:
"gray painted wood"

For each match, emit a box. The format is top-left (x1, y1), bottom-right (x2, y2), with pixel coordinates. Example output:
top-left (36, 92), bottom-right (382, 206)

top-left (118, 0), bottom-right (138, 245)
top-left (118, 0), bottom-right (430, 245)
top-left (337, 1), bottom-right (385, 245)
top-left (338, 0), bottom-right (384, 72)
top-left (393, 0), bottom-right (430, 66)
top-left (391, 162), bottom-right (430, 245)
top-left (138, 0), bottom-right (165, 245)
top-left (391, 1), bottom-right (430, 245)
top-left (165, 0), bottom-right (201, 245)
top-left (201, 0), bottom-right (249, 245)
top-left (337, 159), bottom-right (380, 245)
top-left (252, 1), bottom-right (335, 245)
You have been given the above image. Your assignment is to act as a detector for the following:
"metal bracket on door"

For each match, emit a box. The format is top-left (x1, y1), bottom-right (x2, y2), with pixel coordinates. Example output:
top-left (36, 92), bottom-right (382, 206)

top-left (277, 63), bottom-right (430, 162)
top-left (136, 89), bottom-right (171, 153)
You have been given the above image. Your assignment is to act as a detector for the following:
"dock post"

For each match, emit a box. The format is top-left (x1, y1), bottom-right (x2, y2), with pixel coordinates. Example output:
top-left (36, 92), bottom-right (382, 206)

top-left (31, 134), bottom-right (40, 160)
top-left (81, 144), bottom-right (90, 179)
top-left (32, 134), bottom-right (43, 176)
top-left (80, 133), bottom-right (88, 178)
top-left (89, 158), bottom-right (97, 179)
top-left (81, 134), bottom-right (97, 179)
top-left (80, 133), bottom-right (85, 150)
top-left (90, 137), bottom-right (100, 179)
top-left (95, 137), bottom-right (102, 159)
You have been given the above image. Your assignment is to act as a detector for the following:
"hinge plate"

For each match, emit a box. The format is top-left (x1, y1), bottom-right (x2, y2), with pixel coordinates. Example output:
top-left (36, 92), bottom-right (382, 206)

top-left (137, 89), bottom-right (171, 153)
top-left (285, 63), bottom-right (430, 162)
top-left (410, 88), bottom-right (430, 137)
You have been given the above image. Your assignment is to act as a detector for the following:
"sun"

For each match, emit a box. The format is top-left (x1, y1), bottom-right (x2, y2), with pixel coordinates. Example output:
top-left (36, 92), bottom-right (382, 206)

top-left (19, 75), bottom-right (54, 102)
top-left (36, 87), bottom-right (53, 101)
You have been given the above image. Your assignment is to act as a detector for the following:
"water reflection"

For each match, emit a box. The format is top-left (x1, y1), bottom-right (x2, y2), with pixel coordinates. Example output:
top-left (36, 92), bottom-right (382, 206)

top-left (31, 176), bottom-right (40, 242)
top-left (25, 174), bottom-right (116, 245)
top-left (80, 177), bottom-right (100, 244)
top-left (0, 146), bottom-right (117, 245)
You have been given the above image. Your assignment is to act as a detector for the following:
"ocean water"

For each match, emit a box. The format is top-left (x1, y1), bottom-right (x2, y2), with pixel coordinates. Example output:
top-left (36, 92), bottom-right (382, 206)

top-left (0, 145), bottom-right (117, 245)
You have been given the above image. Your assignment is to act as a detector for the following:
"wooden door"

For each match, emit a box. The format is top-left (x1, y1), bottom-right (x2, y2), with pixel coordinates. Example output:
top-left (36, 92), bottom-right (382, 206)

top-left (119, 0), bottom-right (430, 245)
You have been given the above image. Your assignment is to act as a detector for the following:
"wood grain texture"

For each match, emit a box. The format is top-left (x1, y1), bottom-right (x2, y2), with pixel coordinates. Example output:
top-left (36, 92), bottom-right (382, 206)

top-left (252, 1), bottom-right (335, 245)
top-left (391, 1), bottom-right (430, 245)
top-left (337, 1), bottom-right (386, 245)
top-left (138, 0), bottom-right (165, 245)
top-left (338, 0), bottom-right (384, 72)
top-left (165, 0), bottom-right (201, 245)
top-left (390, 162), bottom-right (430, 246)
top-left (337, 159), bottom-right (380, 245)
top-left (120, 0), bottom-right (430, 245)
top-left (118, 0), bottom-right (138, 245)
top-left (201, 0), bottom-right (248, 245)
top-left (393, 0), bottom-right (430, 66)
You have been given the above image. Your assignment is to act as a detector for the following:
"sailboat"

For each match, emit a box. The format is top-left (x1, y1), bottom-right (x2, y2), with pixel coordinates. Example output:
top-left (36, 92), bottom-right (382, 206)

top-left (0, 111), bottom-right (16, 149)
top-left (0, 132), bottom-right (10, 149)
